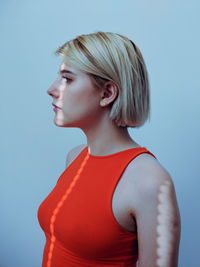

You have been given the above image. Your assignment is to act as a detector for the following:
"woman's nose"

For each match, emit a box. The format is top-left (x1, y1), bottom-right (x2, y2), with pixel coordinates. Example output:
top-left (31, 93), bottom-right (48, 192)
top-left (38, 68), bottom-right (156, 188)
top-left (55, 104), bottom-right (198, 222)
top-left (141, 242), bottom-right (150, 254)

top-left (47, 82), bottom-right (59, 98)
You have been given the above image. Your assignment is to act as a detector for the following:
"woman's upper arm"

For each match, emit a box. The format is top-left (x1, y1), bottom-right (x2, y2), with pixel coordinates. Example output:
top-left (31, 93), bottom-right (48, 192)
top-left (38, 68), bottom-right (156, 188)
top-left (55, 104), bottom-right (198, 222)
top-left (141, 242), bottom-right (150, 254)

top-left (133, 164), bottom-right (181, 267)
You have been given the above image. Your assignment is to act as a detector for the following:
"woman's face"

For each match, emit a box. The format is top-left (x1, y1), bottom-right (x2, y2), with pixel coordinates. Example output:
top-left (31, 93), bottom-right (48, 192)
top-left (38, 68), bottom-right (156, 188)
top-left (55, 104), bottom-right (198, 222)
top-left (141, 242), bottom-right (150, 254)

top-left (47, 62), bottom-right (103, 128)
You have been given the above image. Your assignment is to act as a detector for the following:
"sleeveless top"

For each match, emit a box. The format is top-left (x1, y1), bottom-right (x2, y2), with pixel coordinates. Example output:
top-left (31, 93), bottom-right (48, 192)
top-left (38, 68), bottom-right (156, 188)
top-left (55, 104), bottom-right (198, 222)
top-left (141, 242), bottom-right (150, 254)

top-left (37, 146), bottom-right (157, 267)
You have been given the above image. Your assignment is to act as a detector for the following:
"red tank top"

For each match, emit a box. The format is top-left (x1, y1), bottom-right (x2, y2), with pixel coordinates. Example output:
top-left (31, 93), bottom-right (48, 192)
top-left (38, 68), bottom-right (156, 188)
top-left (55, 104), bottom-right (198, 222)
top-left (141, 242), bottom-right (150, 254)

top-left (37, 146), bottom-right (156, 267)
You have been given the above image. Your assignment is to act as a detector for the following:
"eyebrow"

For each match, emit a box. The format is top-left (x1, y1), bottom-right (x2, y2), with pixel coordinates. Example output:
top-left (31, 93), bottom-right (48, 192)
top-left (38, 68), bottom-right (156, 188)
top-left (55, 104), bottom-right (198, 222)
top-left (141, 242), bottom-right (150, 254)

top-left (59, 69), bottom-right (77, 76)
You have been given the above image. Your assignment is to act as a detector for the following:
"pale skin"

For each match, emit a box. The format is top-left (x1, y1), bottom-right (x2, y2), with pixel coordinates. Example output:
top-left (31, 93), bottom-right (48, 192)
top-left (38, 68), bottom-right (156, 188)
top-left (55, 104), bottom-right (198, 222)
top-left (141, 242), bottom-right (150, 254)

top-left (47, 62), bottom-right (181, 266)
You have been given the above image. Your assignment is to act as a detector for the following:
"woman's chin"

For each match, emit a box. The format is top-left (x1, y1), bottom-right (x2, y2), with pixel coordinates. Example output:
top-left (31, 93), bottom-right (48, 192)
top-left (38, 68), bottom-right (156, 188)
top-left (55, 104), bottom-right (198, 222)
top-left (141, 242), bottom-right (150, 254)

top-left (54, 120), bottom-right (73, 127)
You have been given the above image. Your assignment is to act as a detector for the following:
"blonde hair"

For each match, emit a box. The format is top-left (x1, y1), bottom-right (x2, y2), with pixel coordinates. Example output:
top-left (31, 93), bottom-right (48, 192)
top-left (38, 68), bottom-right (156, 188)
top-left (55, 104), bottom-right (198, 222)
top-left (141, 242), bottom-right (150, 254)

top-left (54, 31), bottom-right (151, 128)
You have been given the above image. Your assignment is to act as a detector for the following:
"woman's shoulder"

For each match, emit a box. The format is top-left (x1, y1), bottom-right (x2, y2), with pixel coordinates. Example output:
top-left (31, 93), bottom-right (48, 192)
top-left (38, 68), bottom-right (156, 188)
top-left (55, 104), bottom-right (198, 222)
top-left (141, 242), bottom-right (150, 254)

top-left (69, 144), bottom-right (87, 155)
top-left (125, 151), bottom-right (175, 200)
top-left (66, 144), bottom-right (87, 167)
top-left (124, 151), bottom-right (178, 224)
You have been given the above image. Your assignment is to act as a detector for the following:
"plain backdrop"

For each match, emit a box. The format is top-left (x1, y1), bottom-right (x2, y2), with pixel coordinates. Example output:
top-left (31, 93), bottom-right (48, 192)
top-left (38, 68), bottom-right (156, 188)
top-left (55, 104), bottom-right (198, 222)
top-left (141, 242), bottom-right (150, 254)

top-left (1, 0), bottom-right (199, 266)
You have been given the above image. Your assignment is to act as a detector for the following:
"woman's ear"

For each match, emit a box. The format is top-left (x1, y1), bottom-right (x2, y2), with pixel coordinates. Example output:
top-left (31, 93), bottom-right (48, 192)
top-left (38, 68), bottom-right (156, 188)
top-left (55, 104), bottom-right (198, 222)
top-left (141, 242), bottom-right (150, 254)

top-left (100, 81), bottom-right (118, 107)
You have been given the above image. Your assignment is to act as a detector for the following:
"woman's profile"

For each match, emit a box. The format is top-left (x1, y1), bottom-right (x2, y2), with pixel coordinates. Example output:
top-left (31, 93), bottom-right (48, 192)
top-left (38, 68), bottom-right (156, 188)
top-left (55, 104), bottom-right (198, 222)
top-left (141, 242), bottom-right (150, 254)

top-left (37, 31), bottom-right (181, 267)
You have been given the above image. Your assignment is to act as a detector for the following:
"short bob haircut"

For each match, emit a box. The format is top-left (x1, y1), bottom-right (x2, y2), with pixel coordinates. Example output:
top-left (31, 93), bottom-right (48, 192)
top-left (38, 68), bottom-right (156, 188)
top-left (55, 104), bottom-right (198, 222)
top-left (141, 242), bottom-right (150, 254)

top-left (54, 31), bottom-right (151, 128)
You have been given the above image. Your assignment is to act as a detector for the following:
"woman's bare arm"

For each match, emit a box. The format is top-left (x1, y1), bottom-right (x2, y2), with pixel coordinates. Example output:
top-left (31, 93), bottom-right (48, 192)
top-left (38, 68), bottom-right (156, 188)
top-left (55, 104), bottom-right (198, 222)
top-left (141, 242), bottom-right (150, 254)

top-left (133, 163), bottom-right (181, 267)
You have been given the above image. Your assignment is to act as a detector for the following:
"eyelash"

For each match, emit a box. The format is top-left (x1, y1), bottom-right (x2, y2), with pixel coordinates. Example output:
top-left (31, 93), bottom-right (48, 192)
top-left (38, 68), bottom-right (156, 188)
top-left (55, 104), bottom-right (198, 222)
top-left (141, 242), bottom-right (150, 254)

top-left (57, 72), bottom-right (72, 82)
top-left (61, 76), bottom-right (72, 82)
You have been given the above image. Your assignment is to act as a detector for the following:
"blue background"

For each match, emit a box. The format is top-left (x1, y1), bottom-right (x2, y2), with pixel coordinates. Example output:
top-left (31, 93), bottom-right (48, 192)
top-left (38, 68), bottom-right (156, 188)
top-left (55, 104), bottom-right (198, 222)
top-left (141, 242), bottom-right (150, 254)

top-left (1, 0), bottom-right (199, 266)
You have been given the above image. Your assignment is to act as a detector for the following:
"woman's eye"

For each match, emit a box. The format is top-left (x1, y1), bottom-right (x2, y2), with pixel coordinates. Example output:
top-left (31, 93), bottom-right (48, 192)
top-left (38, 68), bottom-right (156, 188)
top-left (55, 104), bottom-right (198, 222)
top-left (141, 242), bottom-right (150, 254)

top-left (62, 76), bottom-right (72, 82)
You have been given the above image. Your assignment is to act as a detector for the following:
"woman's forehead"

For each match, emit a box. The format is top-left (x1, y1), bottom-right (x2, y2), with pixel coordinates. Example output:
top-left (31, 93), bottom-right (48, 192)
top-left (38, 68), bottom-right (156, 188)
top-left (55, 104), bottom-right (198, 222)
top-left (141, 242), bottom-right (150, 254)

top-left (59, 62), bottom-right (82, 76)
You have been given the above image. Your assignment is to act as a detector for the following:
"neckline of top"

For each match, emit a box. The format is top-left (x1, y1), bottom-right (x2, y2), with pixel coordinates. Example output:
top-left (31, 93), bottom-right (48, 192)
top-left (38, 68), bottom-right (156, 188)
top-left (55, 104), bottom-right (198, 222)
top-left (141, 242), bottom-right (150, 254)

top-left (86, 146), bottom-right (146, 159)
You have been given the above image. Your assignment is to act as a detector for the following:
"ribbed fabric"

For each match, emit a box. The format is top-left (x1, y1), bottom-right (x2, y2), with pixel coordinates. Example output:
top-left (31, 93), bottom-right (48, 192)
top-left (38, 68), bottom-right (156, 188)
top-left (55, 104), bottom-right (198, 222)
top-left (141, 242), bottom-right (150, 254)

top-left (37, 146), bottom-right (156, 266)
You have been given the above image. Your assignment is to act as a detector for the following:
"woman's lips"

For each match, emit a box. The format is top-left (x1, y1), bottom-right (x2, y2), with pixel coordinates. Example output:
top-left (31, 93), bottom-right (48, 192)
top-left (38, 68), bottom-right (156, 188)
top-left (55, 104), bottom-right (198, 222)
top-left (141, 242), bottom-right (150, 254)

top-left (52, 103), bottom-right (62, 112)
top-left (53, 107), bottom-right (61, 112)
top-left (52, 103), bottom-right (61, 109)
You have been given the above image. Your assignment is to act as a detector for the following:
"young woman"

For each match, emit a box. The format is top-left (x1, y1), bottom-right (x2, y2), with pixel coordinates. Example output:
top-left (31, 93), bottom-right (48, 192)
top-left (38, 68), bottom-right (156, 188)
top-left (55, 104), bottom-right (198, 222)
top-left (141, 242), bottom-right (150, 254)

top-left (37, 31), bottom-right (181, 267)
